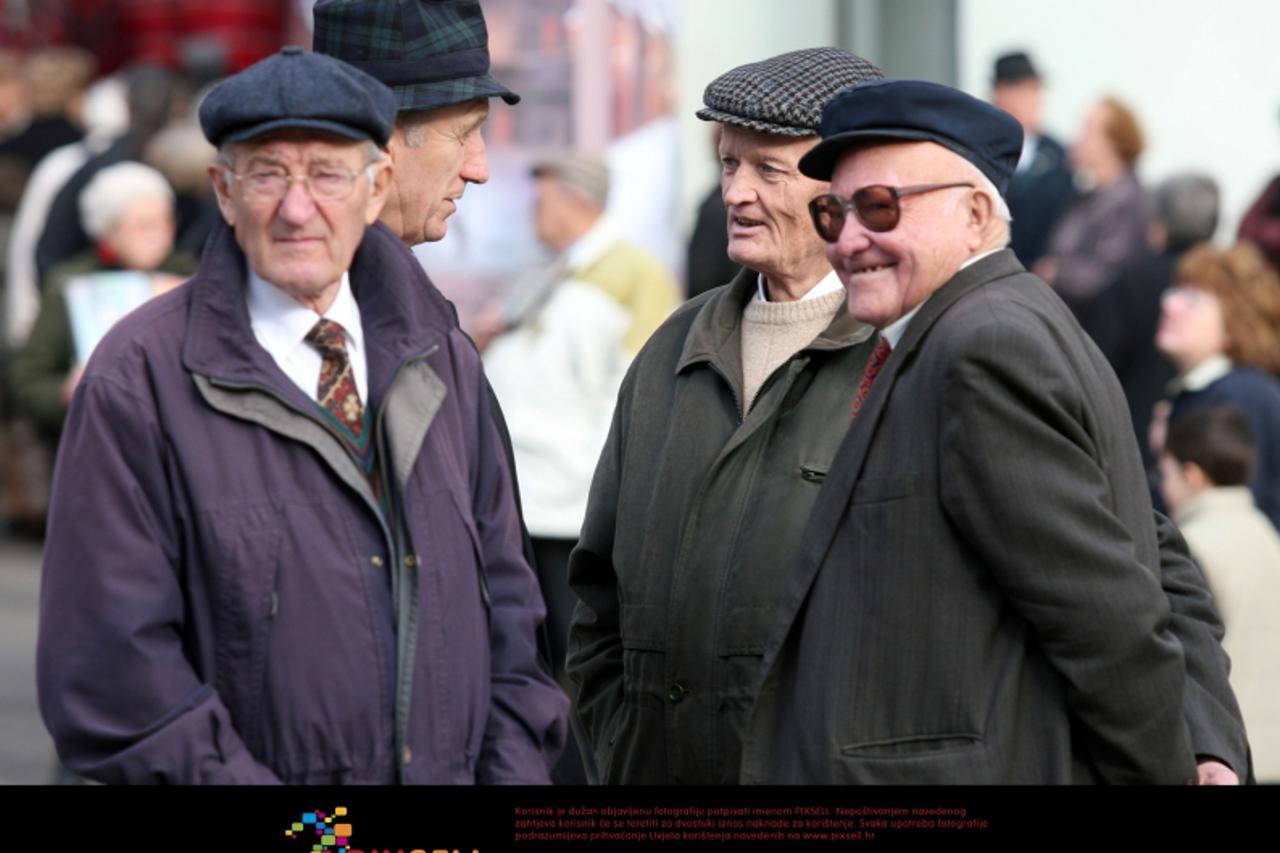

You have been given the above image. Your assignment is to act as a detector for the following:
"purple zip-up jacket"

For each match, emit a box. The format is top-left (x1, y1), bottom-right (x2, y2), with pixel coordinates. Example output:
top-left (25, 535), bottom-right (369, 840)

top-left (37, 220), bottom-right (567, 784)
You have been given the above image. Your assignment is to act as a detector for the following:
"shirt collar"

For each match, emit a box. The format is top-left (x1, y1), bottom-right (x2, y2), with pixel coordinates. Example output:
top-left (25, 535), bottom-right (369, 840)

top-left (1170, 354), bottom-right (1233, 395)
top-left (564, 216), bottom-right (619, 273)
top-left (879, 249), bottom-right (1003, 348)
top-left (755, 268), bottom-right (843, 303)
top-left (246, 265), bottom-right (363, 355)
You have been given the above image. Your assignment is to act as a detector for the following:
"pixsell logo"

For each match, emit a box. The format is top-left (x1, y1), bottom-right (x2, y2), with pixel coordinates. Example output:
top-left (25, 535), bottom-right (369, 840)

top-left (284, 807), bottom-right (353, 853)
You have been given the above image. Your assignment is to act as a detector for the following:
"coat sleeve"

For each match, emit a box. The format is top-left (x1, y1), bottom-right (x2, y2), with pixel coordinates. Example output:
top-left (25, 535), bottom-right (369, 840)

top-left (1154, 511), bottom-right (1251, 775)
top-left (8, 274), bottom-right (75, 436)
top-left (938, 315), bottom-right (1197, 784)
top-left (564, 371), bottom-right (631, 784)
top-left (36, 374), bottom-right (281, 784)
top-left (467, 352), bottom-right (569, 784)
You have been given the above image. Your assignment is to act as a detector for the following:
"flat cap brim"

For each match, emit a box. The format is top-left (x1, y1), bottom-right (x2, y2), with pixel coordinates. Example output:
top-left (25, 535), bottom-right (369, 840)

top-left (387, 73), bottom-right (520, 112)
top-left (799, 128), bottom-right (987, 181)
top-left (694, 105), bottom-right (816, 138)
top-left (218, 116), bottom-right (378, 146)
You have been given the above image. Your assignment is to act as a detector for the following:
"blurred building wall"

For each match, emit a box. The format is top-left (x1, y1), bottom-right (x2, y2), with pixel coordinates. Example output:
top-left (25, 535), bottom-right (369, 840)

top-left (959, 0), bottom-right (1280, 240)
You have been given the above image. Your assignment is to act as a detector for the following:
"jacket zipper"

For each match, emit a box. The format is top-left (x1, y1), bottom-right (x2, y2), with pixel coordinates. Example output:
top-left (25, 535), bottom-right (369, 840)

top-left (206, 341), bottom-right (440, 781)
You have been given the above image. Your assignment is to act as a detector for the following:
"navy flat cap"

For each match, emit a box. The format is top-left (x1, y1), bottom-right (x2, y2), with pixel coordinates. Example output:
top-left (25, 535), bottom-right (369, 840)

top-left (199, 46), bottom-right (398, 147)
top-left (798, 79), bottom-right (1024, 196)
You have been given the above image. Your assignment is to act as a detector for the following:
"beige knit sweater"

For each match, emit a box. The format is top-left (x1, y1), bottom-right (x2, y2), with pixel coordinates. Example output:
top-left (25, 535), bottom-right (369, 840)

top-left (740, 288), bottom-right (845, 412)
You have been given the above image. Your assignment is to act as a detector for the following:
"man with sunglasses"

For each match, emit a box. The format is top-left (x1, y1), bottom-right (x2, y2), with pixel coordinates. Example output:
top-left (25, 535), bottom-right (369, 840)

top-left (735, 78), bottom-right (1232, 784)
top-left (36, 49), bottom-right (566, 784)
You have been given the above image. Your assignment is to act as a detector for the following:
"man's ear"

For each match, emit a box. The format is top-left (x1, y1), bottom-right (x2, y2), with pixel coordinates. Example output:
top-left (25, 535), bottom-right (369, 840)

top-left (207, 163), bottom-right (237, 228)
top-left (1184, 460), bottom-right (1214, 492)
top-left (968, 187), bottom-right (995, 230)
top-left (364, 155), bottom-right (394, 226)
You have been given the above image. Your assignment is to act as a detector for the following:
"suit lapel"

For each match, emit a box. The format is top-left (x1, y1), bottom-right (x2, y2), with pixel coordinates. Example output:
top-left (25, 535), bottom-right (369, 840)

top-left (750, 250), bottom-right (1028, 698)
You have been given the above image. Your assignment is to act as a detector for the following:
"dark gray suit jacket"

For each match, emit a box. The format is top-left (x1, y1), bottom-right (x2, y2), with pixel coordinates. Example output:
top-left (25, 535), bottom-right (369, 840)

top-left (740, 250), bottom-right (1209, 784)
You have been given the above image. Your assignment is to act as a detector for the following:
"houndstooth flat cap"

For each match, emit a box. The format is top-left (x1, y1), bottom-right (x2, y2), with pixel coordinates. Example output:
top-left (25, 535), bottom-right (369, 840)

top-left (697, 47), bottom-right (884, 137)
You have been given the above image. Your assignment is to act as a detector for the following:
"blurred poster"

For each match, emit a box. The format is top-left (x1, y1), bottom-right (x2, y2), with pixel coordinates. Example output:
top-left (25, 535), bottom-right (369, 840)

top-left (418, 0), bottom-right (680, 332)
top-left (65, 271), bottom-right (170, 362)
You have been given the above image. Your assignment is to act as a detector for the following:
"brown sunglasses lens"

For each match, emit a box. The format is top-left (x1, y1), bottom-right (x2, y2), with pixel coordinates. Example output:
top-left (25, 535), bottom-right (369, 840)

top-left (852, 186), bottom-right (901, 232)
top-left (809, 188), bottom-right (901, 243)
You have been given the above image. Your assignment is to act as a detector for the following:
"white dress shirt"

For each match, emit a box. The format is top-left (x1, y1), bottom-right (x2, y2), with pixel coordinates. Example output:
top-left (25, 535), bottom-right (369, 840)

top-left (246, 267), bottom-right (368, 404)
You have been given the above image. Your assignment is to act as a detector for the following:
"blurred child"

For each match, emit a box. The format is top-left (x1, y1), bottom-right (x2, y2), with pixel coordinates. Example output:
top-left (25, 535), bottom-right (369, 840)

top-left (1161, 404), bottom-right (1280, 781)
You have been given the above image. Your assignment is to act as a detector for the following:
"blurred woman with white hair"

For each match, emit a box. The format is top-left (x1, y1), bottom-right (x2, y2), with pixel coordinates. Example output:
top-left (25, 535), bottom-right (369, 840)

top-left (10, 161), bottom-right (196, 448)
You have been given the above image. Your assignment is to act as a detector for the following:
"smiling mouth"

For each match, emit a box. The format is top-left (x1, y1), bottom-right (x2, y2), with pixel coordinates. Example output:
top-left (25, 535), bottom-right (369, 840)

top-left (847, 263), bottom-right (895, 275)
top-left (731, 215), bottom-right (764, 230)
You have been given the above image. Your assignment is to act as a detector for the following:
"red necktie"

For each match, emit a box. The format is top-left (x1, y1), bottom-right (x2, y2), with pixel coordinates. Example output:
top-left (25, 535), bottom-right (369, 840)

top-left (851, 337), bottom-right (892, 419)
top-left (305, 318), bottom-right (365, 439)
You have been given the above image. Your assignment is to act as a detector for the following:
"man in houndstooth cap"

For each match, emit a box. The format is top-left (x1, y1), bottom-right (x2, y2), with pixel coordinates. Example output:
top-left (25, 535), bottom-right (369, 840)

top-left (566, 48), bottom-right (1247, 785)
top-left (564, 47), bottom-right (887, 784)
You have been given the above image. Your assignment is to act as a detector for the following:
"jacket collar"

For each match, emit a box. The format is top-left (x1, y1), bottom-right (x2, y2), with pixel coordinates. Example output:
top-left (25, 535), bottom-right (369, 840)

top-left (676, 266), bottom-right (873, 375)
top-left (182, 219), bottom-right (455, 411)
top-left (801, 248), bottom-right (1025, 525)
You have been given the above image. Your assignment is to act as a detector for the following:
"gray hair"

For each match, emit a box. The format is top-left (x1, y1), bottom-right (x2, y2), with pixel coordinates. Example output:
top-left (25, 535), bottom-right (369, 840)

top-left (955, 156), bottom-right (1012, 224)
top-left (531, 151), bottom-right (611, 211)
top-left (1154, 172), bottom-right (1219, 251)
top-left (78, 161), bottom-right (174, 240)
top-left (397, 109), bottom-right (434, 149)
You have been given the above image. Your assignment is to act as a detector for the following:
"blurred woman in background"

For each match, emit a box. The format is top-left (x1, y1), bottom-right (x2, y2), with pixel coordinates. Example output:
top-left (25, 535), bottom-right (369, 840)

top-left (1153, 241), bottom-right (1280, 531)
top-left (10, 161), bottom-right (194, 447)
top-left (1037, 96), bottom-right (1150, 317)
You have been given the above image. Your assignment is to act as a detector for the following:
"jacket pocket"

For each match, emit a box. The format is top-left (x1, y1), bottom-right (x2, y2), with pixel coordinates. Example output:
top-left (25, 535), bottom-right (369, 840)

top-left (834, 733), bottom-right (989, 784)
top-left (409, 482), bottom-right (492, 776)
top-left (204, 501), bottom-right (284, 757)
top-left (839, 731), bottom-right (983, 758)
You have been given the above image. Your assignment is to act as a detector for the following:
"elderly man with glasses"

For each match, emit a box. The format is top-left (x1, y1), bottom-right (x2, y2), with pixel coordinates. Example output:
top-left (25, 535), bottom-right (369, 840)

top-left (739, 78), bottom-right (1233, 784)
top-left (36, 48), bottom-right (566, 784)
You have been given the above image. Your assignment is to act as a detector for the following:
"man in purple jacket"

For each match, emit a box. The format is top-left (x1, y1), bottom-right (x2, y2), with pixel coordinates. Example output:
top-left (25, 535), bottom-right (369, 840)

top-left (35, 48), bottom-right (566, 784)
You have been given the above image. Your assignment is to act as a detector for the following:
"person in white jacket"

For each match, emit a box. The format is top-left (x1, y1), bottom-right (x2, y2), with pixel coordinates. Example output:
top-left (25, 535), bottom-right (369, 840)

top-left (480, 151), bottom-right (677, 781)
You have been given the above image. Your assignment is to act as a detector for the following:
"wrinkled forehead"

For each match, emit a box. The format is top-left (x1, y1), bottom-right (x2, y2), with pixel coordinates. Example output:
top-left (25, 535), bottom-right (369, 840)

top-left (829, 140), bottom-right (965, 191)
top-left (718, 123), bottom-right (819, 164)
top-left (226, 130), bottom-right (366, 169)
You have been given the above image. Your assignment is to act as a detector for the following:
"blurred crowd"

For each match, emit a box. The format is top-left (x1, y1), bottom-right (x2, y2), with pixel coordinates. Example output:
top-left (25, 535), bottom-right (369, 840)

top-left (1, 16), bottom-right (1279, 782)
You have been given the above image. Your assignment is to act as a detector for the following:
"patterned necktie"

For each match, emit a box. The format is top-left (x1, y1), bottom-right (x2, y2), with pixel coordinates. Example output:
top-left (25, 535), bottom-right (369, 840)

top-left (851, 337), bottom-right (892, 419)
top-left (304, 317), bottom-right (364, 439)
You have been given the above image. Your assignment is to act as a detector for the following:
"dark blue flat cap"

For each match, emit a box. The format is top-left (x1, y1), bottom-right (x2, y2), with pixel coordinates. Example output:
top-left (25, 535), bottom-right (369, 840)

top-left (798, 78), bottom-right (1023, 196)
top-left (199, 46), bottom-right (398, 147)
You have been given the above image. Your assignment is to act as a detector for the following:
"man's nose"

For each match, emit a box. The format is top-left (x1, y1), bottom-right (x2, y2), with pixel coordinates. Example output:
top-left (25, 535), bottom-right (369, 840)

top-left (462, 133), bottom-right (489, 185)
top-left (277, 176), bottom-right (317, 223)
top-left (827, 213), bottom-right (873, 259)
top-left (721, 170), bottom-right (756, 207)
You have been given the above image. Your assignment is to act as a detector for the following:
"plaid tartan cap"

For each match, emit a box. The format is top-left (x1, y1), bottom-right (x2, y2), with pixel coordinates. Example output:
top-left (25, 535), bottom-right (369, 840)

top-left (313, 0), bottom-right (519, 113)
top-left (697, 48), bottom-right (884, 137)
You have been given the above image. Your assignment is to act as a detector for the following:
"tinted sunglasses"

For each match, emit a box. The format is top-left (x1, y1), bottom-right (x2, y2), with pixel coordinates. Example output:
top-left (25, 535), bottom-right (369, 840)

top-left (808, 182), bottom-right (974, 242)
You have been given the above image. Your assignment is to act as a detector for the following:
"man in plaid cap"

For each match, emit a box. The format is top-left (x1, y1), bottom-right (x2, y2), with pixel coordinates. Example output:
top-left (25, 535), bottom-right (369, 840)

top-left (313, 0), bottom-right (518, 246)
top-left (566, 49), bottom-right (1246, 785)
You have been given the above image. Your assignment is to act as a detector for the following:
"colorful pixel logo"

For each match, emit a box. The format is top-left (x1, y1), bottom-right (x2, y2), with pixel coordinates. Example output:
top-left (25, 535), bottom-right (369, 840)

top-left (284, 807), bottom-right (352, 853)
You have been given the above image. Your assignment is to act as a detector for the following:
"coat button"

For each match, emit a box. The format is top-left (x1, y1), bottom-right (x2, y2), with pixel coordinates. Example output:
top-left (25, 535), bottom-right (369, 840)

top-left (402, 745), bottom-right (412, 764)
top-left (404, 554), bottom-right (419, 568)
top-left (370, 555), bottom-right (383, 567)
top-left (667, 683), bottom-right (688, 703)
